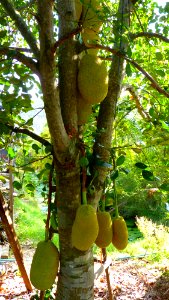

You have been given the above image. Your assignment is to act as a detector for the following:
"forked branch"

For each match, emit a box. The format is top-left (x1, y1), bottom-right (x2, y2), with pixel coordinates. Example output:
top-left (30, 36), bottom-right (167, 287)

top-left (0, 47), bottom-right (39, 75)
top-left (0, 0), bottom-right (39, 58)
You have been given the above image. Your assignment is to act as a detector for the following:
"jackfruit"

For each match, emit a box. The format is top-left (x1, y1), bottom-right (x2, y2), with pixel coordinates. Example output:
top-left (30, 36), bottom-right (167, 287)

top-left (82, 0), bottom-right (102, 34)
top-left (95, 211), bottom-right (112, 248)
top-left (30, 240), bottom-right (59, 291)
top-left (78, 54), bottom-right (108, 104)
top-left (87, 48), bottom-right (99, 56)
top-left (77, 94), bottom-right (92, 125)
top-left (112, 216), bottom-right (128, 250)
top-left (81, 28), bottom-right (99, 46)
top-left (75, 0), bottom-right (82, 21)
top-left (81, 0), bottom-right (102, 45)
top-left (71, 204), bottom-right (99, 251)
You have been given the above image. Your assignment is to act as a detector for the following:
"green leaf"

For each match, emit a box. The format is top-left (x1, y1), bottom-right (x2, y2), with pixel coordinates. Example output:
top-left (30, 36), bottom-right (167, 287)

top-left (135, 162), bottom-right (148, 169)
top-left (142, 170), bottom-right (154, 181)
top-left (155, 52), bottom-right (163, 61)
top-left (126, 63), bottom-right (132, 77)
top-left (7, 147), bottom-right (15, 159)
top-left (24, 167), bottom-right (35, 172)
top-left (131, 148), bottom-right (142, 154)
top-left (110, 170), bottom-right (119, 180)
top-left (120, 168), bottom-right (130, 174)
top-left (159, 183), bottom-right (169, 191)
top-left (116, 155), bottom-right (125, 166)
top-left (0, 175), bottom-right (7, 184)
top-left (149, 107), bottom-right (155, 117)
top-left (96, 160), bottom-right (113, 169)
top-left (32, 143), bottom-right (40, 154)
top-left (160, 121), bottom-right (169, 131)
top-left (79, 157), bottom-right (89, 167)
top-left (26, 183), bottom-right (35, 191)
top-left (13, 181), bottom-right (22, 190)
top-left (45, 144), bottom-right (52, 154)
top-left (45, 163), bottom-right (52, 170)
top-left (26, 118), bottom-right (33, 126)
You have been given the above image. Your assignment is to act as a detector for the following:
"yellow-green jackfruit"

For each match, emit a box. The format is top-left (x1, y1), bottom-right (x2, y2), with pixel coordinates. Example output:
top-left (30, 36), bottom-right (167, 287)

top-left (95, 211), bottom-right (112, 248)
top-left (71, 204), bottom-right (99, 251)
top-left (81, 0), bottom-right (102, 45)
top-left (78, 54), bottom-right (108, 104)
top-left (30, 240), bottom-right (59, 291)
top-left (77, 94), bottom-right (92, 125)
top-left (82, 0), bottom-right (102, 33)
top-left (112, 216), bottom-right (128, 250)
top-left (75, 0), bottom-right (82, 21)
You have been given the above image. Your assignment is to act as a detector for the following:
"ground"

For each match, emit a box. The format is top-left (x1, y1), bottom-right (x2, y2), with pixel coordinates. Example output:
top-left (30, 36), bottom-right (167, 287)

top-left (0, 247), bottom-right (169, 299)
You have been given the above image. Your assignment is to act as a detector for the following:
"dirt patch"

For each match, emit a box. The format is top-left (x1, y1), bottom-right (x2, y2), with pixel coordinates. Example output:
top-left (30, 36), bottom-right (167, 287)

top-left (0, 247), bottom-right (169, 299)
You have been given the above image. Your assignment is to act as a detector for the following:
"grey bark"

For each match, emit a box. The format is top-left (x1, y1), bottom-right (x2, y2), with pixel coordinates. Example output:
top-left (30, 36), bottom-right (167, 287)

top-left (90, 0), bottom-right (132, 207)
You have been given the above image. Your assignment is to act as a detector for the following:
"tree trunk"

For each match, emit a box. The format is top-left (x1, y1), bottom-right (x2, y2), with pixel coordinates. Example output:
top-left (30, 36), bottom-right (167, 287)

top-left (56, 166), bottom-right (94, 300)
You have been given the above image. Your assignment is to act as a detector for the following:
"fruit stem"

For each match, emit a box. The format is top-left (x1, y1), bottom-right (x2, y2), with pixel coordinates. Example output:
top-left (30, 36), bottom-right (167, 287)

top-left (101, 193), bottom-right (106, 212)
top-left (82, 190), bottom-right (87, 205)
top-left (114, 180), bottom-right (119, 218)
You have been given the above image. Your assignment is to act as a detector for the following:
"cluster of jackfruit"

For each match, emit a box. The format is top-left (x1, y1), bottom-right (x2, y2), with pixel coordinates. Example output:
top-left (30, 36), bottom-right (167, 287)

top-left (71, 203), bottom-right (129, 251)
top-left (30, 240), bottom-right (59, 291)
top-left (71, 206), bottom-right (113, 251)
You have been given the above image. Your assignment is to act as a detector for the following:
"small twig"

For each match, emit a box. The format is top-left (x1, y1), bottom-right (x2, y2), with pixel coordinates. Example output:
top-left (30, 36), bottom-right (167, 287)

top-left (52, 26), bottom-right (82, 53)
top-left (89, 43), bottom-right (169, 98)
top-left (102, 248), bottom-right (114, 300)
top-left (6, 124), bottom-right (51, 147)
top-left (129, 32), bottom-right (169, 43)
top-left (40, 290), bottom-right (45, 300)
top-left (45, 160), bottom-right (54, 240)
top-left (16, 154), bottom-right (52, 168)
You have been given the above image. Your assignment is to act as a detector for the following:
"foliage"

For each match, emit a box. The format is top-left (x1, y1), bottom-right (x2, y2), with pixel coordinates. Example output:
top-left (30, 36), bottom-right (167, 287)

top-left (14, 197), bottom-right (46, 245)
top-left (135, 216), bottom-right (169, 262)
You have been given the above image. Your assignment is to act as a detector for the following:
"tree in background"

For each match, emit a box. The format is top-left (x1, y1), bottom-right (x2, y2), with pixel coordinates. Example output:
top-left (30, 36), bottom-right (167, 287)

top-left (0, 0), bottom-right (169, 299)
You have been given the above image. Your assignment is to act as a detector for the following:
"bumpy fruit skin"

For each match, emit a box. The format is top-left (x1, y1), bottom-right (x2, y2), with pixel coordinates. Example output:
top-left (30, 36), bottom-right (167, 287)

top-left (82, 0), bottom-right (102, 35)
top-left (112, 216), bottom-right (128, 250)
top-left (95, 211), bottom-right (112, 248)
top-left (77, 94), bottom-right (92, 125)
top-left (71, 204), bottom-right (99, 251)
top-left (30, 240), bottom-right (59, 291)
top-left (75, 0), bottom-right (82, 21)
top-left (78, 54), bottom-right (108, 104)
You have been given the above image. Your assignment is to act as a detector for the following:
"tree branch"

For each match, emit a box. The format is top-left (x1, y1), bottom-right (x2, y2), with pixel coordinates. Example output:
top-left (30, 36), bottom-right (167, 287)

top-left (52, 26), bottom-right (82, 54)
top-left (125, 85), bottom-right (151, 121)
top-left (129, 32), bottom-right (169, 43)
top-left (6, 125), bottom-right (51, 148)
top-left (37, 0), bottom-right (70, 164)
top-left (88, 43), bottom-right (169, 98)
top-left (0, 47), bottom-right (40, 76)
top-left (0, 0), bottom-right (39, 58)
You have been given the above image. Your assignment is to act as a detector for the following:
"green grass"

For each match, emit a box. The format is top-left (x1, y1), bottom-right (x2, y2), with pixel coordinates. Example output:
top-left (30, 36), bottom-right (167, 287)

top-left (14, 197), bottom-right (48, 246)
